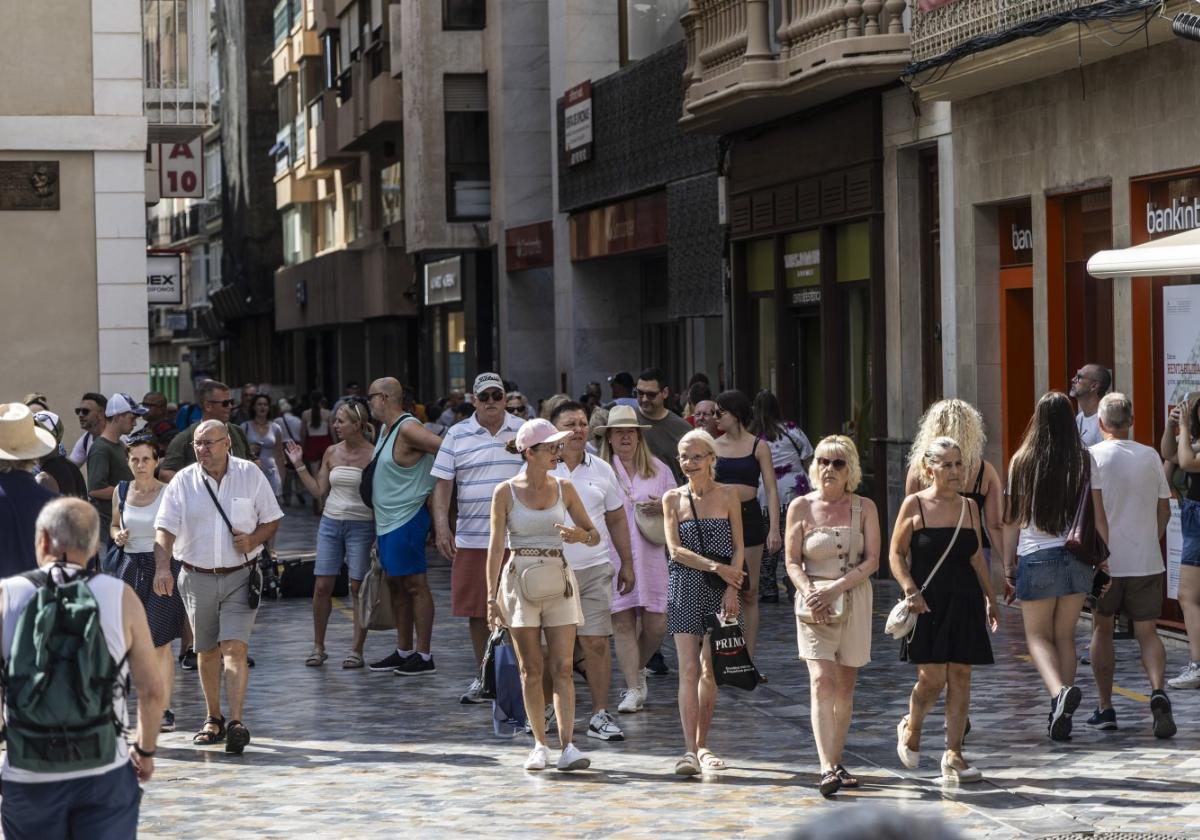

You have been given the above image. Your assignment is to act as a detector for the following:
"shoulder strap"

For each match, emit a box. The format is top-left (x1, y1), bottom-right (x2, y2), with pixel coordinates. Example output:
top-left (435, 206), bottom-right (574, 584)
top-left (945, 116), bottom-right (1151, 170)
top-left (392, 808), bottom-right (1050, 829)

top-left (915, 496), bottom-right (926, 527)
top-left (202, 477), bottom-right (235, 536)
top-left (781, 426), bottom-right (805, 460)
top-left (919, 498), bottom-right (966, 593)
top-left (973, 464), bottom-right (985, 494)
top-left (368, 416), bottom-right (405, 471)
top-left (686, 491), bottom-right (709, 556)
top-left (847, 495), bottom-right (862, 570)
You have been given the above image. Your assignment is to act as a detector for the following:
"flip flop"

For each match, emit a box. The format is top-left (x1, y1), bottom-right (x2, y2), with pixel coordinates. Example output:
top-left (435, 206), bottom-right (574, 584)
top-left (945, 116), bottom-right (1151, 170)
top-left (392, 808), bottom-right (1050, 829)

top-left (697, 748), bottom-right (726, 770)
top-left (342, 652), bottom-right (365, 669)
top-left (305, 648), bottom-right (328, 667)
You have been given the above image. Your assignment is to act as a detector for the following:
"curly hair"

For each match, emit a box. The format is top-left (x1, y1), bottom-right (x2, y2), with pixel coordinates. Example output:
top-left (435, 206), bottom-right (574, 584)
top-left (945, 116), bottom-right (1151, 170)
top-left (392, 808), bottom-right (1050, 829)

top-left (907, 399), bottom-right (986, 489)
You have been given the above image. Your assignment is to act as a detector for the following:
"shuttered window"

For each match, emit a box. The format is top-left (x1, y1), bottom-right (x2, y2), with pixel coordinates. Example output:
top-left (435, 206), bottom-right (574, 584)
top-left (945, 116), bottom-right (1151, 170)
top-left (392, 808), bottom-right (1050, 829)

top-left (443, 74), bottom-right (488, 111)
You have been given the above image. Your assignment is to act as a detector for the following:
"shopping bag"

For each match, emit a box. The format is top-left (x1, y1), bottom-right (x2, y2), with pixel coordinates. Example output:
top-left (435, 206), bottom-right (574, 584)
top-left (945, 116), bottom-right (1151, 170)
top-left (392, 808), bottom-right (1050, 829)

top-left (478, 628), bottom-right (506, 701)
top-left (492, 636), bottom-right (526, 737)
top-left (356, 548), bottom-right (395, 631)
top-left (706, 612), bottom-right (760, 691)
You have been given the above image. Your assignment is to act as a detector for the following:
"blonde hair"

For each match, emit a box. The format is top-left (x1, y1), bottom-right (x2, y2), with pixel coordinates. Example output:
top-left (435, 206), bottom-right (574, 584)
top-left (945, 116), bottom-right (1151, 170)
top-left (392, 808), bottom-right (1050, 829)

top-left (808, 435), bottom-right (862, 492)
top-left (337, 401), bottom-right (376, 443)
top-left (600, 426), bottom-right (657, 479)
top-left (907, 399), bottom-right (985, 489)
top-left (678, 428), bottom-right (718, 480)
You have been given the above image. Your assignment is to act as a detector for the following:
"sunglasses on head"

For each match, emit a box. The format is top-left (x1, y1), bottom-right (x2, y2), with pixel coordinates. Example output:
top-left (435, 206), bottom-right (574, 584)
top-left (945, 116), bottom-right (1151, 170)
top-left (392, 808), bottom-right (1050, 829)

top-left (476, 390), bottom-right (505, 403)
top-left (817, 457), bottom-right (847, 470)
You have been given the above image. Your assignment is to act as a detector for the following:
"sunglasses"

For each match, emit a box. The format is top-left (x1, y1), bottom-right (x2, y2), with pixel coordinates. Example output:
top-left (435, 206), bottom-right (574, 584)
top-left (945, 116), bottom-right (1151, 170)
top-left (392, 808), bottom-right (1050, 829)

top-left (506, 404), bottom-right (525, 414)
top-left (817, 457), bottom-right (848, 470)
top-left (713, 408), bottom-right (727, 418)
top-left (476, 390), bottom-right (505, 403)
top-left (205, 399), bottom-right (236, 408)
top-left (530, 441), bottom-right (564, 453)
top-left (634, 389), bottom-right (661, 399)
top-left (74, 407), bottom-right (93, 417)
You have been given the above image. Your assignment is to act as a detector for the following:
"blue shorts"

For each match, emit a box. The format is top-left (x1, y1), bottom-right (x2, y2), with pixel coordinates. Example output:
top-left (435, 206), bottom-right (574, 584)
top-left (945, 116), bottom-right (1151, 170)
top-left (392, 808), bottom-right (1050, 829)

top-left (1016, 545), bottom-right (1094, 601)
top-left (2, 761), bottom-right (140, 840)
top-left (315, 517), bottom-right (375, 581)
top-left (1182, 499), bottom-right (1200, 568)
top-left (377, 506), bottom-right (431, 578)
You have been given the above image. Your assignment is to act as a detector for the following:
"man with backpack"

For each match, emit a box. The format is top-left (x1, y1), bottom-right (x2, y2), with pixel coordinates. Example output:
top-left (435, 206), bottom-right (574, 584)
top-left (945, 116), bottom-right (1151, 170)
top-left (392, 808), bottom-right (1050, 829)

top-left (0, 497), bottom-right (164, 838)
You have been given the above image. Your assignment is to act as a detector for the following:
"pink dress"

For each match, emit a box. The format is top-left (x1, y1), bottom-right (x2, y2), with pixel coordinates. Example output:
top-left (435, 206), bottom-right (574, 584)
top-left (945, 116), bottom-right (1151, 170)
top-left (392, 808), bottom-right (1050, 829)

top-left (610, 455), bottom-right (677, 613)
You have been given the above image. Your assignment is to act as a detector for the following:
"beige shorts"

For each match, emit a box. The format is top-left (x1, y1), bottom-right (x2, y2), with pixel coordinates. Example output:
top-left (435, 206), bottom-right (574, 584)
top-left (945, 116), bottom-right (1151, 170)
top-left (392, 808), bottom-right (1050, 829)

top-left (573, 562), bottom-right (615, 637)
top-left (499, 555), bottom-right (583, 629)
top-left (795, 580), bottom-right (872, 668)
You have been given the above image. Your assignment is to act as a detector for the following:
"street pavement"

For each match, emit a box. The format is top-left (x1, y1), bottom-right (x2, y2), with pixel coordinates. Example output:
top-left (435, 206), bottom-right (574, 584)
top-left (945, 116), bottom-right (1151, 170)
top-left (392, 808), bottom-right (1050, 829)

top-left (139, 506), bottom-right (1200, 838)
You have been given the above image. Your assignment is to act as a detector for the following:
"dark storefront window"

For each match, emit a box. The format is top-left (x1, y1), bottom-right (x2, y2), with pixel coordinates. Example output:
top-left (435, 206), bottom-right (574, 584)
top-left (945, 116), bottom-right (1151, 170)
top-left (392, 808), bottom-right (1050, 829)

top-left (444, 75), bottom-right (490, 221)
top-left (837, 222), bottom-right (873, 454)
top-left (444, 0), bottom-right (485, 30)
top-left (1062, 189), bottom-right (1114, 386)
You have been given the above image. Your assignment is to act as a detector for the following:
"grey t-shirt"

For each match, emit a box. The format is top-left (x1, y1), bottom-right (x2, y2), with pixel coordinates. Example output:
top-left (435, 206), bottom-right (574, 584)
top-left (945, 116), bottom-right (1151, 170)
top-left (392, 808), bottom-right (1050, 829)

top-left (86, 436), bottom-right (132, 536)
top-left (637, 409), bottom-right (691, 485)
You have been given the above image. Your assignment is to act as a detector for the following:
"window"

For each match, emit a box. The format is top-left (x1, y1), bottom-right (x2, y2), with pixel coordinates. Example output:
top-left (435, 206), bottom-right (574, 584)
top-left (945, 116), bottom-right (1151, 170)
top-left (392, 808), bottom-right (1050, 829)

top-left (204, 142), bottom-right (221, 200)
top-left (322, 31), bottom-right (341, 91)
top-left (444, 0), bottom-right (485, 29)
top-left (208, 238), bottom-right (223, 291)
top-left (345, 182), bottom-right (363, 242)
top-left (619, 0), bottom-right (687, 65)
top-left (746, 238), bottom-right (777, 394)
top-left (444, 75), bottom-right (490, 221)
top-left (315, 196), bottom-right (337, 253)
top-left (380, 161), bottom-right (403, 227)
top-left (189, 248), bottom-right (208, 307)
top-left (208, 43), bottom-right (221, 116)
top-left (283, 207), bottom-right (301, 265)
top-left (144, 0), bottom-right (190, 88)
top-left (273, 0), bottom-right (291, 49)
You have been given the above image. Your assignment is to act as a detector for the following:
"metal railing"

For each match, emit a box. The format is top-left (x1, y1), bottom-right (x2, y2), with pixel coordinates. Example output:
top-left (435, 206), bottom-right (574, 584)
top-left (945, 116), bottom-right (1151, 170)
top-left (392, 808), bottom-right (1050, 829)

top-left (144, 0), bottom-right (211, 135)
top-left (911, 0), bottom-right (1110, 64)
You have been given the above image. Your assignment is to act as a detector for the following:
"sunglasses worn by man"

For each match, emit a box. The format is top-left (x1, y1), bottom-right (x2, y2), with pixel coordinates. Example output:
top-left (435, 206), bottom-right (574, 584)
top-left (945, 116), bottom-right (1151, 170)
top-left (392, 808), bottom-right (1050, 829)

top-left (476, 390), bottom-right (504, 403)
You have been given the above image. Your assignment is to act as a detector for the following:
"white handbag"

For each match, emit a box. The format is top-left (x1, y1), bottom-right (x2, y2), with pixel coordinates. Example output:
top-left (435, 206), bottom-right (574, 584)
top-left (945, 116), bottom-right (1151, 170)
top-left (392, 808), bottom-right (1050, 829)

top-left (885, 498), bottom-right (966, 641)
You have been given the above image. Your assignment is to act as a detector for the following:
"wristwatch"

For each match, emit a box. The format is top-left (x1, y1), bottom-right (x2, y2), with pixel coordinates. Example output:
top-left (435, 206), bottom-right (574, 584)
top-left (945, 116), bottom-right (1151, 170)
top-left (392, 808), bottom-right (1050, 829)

top-left (132, 744), bottom-right (156, 758)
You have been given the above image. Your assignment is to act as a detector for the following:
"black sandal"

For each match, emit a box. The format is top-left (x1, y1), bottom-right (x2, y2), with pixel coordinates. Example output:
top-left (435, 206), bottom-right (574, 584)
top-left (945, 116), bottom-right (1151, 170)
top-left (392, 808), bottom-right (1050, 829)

top-left (225, 720), bottom-right (251, 755)
top-left (834, 764), bottom-right (860, 788)
top-left (818, 768), bottom-right (842, 798)
top-left (193, 715), bottom-right (225, 745)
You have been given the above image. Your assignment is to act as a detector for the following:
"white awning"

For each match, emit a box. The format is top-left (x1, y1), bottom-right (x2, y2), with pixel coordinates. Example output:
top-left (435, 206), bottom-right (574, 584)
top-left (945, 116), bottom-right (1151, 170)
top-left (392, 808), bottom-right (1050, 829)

top-left (1087, 228), bottom-right (1200, 279)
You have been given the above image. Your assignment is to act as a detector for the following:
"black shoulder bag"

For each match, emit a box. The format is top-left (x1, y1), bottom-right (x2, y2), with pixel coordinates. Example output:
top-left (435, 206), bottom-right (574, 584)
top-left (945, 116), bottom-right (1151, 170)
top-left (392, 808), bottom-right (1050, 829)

top-left (201, 478), bottom-right (266, 608)
top-left (101, 481), bottom-right (130, 576)
top-left (359, 414), bottom-right (408, 510)
top-left (687, 491), bottom-right (751, 592)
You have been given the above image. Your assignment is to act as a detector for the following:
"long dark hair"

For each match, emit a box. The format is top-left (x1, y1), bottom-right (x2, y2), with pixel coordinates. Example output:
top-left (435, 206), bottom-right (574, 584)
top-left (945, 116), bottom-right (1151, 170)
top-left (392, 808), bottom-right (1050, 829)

top-left (1005, 391), bottom-right (1086, 534)
top-left (715, 389), bottom-right (753, 430)
top-left (308, 390), bottom-right (325, 430)
top-left (749, 390), bottom-right (786, 441)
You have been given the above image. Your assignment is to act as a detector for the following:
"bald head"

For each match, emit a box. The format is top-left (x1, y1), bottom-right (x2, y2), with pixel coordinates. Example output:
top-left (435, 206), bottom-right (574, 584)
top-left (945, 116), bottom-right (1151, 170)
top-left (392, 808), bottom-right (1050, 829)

top-left (195, 419), bottom-right (225, 439)
top-left (368, 378), bottom-right (404, 422)
top-left (36, 497), bottom-right (100, 564)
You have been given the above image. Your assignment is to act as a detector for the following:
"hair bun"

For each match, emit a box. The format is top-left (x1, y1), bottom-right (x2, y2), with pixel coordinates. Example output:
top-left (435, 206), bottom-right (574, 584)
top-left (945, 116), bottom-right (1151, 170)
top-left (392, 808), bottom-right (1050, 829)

top-left (504, 439), bottom-right (520, 455)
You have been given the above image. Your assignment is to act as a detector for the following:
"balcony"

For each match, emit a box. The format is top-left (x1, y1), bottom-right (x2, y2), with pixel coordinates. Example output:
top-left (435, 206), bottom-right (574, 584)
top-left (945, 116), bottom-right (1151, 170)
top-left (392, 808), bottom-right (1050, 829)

top-left (907, 0), bottom-right (1186, 101)
top-left (681, 0), bottom-right (910, 134)
top-left (311, 90), bottom-right (354, 171)
top-left (334, 60), bottom-right (402, 152)
top-left (144, 0), bottom-right (212, 141)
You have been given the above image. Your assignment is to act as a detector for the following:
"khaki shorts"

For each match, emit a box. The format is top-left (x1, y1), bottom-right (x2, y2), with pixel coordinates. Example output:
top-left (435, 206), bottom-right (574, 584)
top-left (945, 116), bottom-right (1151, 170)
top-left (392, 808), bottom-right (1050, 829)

top-left (498, 556), bottom-right (583, 629)
top-left (178, 565), bottom-right (258, 652)
top-left (574, 563), bottom-right (615, 637)
top-left (1094, 572), bottom-right (1162, 622)
top-left (795, 580), bottom-right (872, 668)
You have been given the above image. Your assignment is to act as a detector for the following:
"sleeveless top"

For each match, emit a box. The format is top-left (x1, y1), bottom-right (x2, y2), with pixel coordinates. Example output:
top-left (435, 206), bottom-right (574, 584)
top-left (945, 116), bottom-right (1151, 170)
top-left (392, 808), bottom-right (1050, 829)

top-left (2, 568), bottom-right (130, 783)
top-left (715, 438), bottom-right (762, 488)
top-left (959, 465), bottom-right (991, 549)
top-left (801, 495), bottom-right (864, 580)
top-left (325, 465), bottom-right (373, 522)
top-left (121, 485), bottom-right (165, 554)
top-left (372, 417), bottom-right (435, 535)
top-left (508, 479), bottom-right (567, 550)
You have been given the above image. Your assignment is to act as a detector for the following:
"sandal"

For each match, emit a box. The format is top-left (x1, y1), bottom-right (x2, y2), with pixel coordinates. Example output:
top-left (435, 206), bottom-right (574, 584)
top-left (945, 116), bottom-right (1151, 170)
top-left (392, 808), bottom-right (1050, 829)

top-left (834, 764), bottom-right (860, 788)
top-left (697, 747), bottom-right (726, 770)
top-left (818, 768), bottom-right (842, 798)
top-left (192, 715), bottom-right (225, 745)
top-left (674, 752), bottom-right (701, 776)
top-left (342, 652), bottom-right (365, 669)
top-left (225, 720), bottom-right (251, 755)
top-left (305, 647), bottom-right (328, 667)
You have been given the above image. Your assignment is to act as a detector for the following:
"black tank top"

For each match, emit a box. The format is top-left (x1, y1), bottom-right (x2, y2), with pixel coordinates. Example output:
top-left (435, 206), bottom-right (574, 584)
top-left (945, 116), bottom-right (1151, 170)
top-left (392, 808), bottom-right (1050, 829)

top-left (958, 465), bottom-right (991, 549)
top-left (715, 438), bottom-right (762, 488)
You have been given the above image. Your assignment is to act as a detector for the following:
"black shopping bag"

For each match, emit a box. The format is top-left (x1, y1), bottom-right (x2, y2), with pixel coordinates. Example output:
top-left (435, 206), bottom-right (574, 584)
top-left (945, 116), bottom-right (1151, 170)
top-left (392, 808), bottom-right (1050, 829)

top-left (706, 613), bottom-right (761, 691)
top-left (479, 628), bottom-right (506, 701)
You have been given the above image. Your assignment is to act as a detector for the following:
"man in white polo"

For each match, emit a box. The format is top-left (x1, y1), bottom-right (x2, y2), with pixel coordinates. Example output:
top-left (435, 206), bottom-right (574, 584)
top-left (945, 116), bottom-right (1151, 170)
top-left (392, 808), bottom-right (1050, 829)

top-left (153, 419), bottom-right (283, 754)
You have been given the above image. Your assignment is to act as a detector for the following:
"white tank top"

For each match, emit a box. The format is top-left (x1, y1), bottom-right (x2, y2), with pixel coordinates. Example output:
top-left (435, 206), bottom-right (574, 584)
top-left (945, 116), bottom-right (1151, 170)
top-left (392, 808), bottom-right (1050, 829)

top-left (2, 568), bottom-right (130, 783)
top-left (325, 466), bottom-right (373, 522)
top-left (121, 486), bottom-right (165, 554)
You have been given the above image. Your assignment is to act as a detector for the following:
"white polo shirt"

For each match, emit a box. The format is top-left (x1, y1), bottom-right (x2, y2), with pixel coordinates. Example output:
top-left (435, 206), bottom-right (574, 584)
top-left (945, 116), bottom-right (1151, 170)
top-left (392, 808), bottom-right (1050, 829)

top-left (430, 412), bottom-right (524, 550)
top-left (551, 454), bottom-right (624, 572)
top-left (155, 457), bottom-right (285, 569)
top-left (1091, 438), bottom-right (1171, 577)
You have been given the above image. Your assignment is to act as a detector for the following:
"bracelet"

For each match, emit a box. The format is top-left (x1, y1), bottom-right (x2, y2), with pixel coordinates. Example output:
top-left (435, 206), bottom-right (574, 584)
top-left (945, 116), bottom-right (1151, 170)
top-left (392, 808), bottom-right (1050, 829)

top-left (487, 596), bottom-right (498, 606)
top-left (132, 744), bottom-right (155, 758)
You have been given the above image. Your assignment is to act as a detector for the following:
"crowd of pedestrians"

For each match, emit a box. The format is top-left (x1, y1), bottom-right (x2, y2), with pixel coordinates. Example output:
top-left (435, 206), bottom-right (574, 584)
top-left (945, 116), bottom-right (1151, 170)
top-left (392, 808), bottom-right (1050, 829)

top-left (0, 359), bottom-right (1197, 831)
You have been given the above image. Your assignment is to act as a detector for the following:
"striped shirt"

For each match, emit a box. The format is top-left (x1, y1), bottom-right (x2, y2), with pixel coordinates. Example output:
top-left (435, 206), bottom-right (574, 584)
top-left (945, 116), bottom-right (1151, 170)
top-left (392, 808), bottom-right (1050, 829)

top-left (430, 413), bottom-right (525, 549)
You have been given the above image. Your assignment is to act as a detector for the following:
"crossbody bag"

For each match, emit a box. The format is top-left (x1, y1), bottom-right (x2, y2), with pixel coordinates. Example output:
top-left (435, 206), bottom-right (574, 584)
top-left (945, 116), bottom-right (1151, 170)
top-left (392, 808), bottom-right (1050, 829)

top-left (687, 491), bottom-right (751, 593)
top-left (201, 478), bottom-right (265, 609)
top-left (884, 497), bottom-right (966, 641)
top-left (359, 415), bottom-right (406, 509)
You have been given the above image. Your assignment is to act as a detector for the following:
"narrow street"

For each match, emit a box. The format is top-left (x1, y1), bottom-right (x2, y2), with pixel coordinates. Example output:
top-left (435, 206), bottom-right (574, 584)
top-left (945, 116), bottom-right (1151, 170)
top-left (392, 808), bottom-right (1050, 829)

top-left (138, 509), bottom-right (1200, 838)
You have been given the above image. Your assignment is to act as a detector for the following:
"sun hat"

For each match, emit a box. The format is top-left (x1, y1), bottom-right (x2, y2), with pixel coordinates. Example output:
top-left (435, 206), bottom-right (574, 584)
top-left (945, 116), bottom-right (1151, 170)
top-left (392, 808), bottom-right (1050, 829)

top-left (0, 404), bottom-right (57, 460)
top-left (22, 392), bottom-right (49, 410)
top-left (472, 372), bottom-right (505, 395)
top-left (32, 411), bottom-right (64, 445)
top-left (514, 418), bottom-right (571, 452)
top-left (105, 393), bottom-right (148, 418)
top-left (596, 404), bottom-right (651, 430)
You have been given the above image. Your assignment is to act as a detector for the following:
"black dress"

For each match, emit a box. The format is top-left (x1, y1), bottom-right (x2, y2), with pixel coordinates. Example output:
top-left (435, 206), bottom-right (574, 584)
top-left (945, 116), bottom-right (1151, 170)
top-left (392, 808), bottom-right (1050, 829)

top-left (900, 499), bottom-right (994, 666)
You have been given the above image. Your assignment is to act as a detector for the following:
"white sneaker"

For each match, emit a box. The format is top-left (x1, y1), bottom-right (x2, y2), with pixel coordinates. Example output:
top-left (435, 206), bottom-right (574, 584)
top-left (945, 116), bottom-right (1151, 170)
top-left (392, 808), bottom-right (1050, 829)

top-left (459, 677), bottom-right (485, 705)
top-left (1168, 662), bottom-right (1200, 690)
top-left (524, 743), bottom-right (550, 771)
top-left (557, 742), bottom-right (591, 771)
top-left (587, 709), bottom-right (625, 740)
top-left (639, 670), bottom-right (649, 703)
top-left (523, 703), bottom-right (556, 736)
top-left (618, 688), bottom-right (644, 714)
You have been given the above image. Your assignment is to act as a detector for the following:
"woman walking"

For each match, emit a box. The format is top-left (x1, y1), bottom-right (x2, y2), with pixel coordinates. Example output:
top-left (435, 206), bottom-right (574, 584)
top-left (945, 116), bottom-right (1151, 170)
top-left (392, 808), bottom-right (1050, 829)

top-left (1001, 391), bottom-right (1099, 740)
top-left (785, 435), bottom-right (879, 797)
top-left (751, 390), bottom-right (813, 602)
top-left (598, 405), bottom-right (677, 713)
top-left (110, 436), bottom-right (185, 732)
top-left (712, 390), bottom-right (780, 658)
top-left (891, 437), bottom-right (999, 783)
top-left (662, 429), bottom-right (745, 776)
top-left (486, 418), bottom-right (602, 772)
top-left (242, 394), bottom-right (284, 501)
top-left (301, 390), bottom-right (333, 514)
top-left (285, 399), bottom-right (376, 668)
top-left (1164, 393), bottom-right (1200, 689)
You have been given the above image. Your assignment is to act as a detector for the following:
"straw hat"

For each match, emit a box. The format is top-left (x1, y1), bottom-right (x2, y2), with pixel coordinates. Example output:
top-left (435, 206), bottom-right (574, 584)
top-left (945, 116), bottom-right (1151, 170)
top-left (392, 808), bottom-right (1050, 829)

top-left (0, 403), bottom-right (57, 460)
top-left (596, 404), bottom-right (651, 430)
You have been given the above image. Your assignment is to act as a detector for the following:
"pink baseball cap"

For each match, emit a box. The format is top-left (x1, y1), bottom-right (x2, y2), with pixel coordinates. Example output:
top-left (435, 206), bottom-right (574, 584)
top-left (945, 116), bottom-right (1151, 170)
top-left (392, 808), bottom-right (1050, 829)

top-left (514, 418), bottom-right (570, 452)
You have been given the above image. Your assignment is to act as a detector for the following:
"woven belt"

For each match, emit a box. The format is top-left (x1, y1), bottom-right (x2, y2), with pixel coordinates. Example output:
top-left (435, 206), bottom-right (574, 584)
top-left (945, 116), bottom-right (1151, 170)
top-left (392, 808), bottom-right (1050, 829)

top-left (510, 548), bottom-right (563, 557)
top-left (181, 559), bottom-right (256, 575)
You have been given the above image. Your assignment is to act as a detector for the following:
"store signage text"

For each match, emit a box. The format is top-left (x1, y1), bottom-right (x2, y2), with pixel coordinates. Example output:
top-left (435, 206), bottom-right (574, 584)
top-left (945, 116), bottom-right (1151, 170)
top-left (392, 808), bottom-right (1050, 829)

top-left (1146, 197), bottom-right (1200, 235)
top-left (563, 81), bottom-right (593, 167)
top-left (791, 288), bottom-right (821, 306)
top-left (784, 248), bottom-right (821, 282)
top-left (146, 253), bottom-right (183, 305)
top-left (1011, 225), bottom-right (1033, 252)
top-left (424, 256), bottom-right (463, 306)
top-left (569, 192), bottom-right (667, 261)
top-left (505, 221), bottom-right (553, 271)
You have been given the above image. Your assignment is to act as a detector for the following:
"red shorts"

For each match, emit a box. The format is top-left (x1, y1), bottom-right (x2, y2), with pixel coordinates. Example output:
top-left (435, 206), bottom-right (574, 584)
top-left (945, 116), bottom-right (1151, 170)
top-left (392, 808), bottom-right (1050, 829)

top-left (451, 548), bottom-right (507, 618)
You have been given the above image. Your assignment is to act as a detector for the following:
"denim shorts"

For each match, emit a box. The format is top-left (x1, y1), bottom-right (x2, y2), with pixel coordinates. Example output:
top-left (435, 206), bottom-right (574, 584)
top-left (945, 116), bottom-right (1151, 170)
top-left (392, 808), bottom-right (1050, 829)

top-left (315, 516), bottom-right (375, 581)
top-left (1182, 499), bottom-right (1200, 568)
top-left (1015, 545), bottom-right (1094, 601)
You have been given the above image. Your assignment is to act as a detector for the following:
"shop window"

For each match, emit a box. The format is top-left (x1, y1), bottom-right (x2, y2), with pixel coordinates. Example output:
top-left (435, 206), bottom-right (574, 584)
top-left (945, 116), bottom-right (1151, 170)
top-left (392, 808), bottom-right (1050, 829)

top-left (444, 74), bottom-right (490, 221)
top-left (447, 310), bottom-right (467, 390)
top-left (444, 0), bottom-right (485, 30)
top-left (835, 222), bottom-right (870, 283)
top-left (619, 0), bottom-right (687, 65)
top-left (1062, 189), bottom-right (1114, 386)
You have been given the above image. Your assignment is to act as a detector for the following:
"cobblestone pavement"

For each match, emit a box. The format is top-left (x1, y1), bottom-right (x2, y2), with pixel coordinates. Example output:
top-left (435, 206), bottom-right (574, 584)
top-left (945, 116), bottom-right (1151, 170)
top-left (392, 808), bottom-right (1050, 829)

top-left (139, 508), bottom-right (1200, 838)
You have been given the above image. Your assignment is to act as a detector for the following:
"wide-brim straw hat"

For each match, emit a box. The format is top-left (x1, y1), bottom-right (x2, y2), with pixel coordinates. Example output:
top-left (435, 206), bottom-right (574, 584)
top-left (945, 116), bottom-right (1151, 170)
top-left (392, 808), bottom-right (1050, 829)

top-left (0, 403), bottom-right (57, 460)
top-left (596, 404), bottom-right (651, 431)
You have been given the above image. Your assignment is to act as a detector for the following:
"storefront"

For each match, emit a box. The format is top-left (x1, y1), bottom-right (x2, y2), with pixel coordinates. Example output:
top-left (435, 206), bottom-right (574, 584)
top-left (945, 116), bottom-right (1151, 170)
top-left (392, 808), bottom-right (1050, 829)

top-left (419, 250), bottom-right (496, 399)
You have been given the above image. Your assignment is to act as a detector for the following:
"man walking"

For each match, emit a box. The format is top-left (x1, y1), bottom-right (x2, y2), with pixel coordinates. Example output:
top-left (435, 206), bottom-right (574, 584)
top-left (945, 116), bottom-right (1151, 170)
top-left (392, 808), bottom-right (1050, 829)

top-left (87, 393), bottom-right (143, 549)
top-left (549, 401), bottom-right (636, 741)
top-left (1087, 393), bottom-right (1176, 738)
top-left (160, 380), bottom-right (250, 481)
top-left (0, 498), bottom-right (164, 838)
top-left (68, 392), bottom-right (107, 468)
top-left (140, 391), bottom-right (176, 453)
top-left (365, 378), bottom-right (445, 676)
top-left (153, 419), bottom-right (283, 754)
top-left (1070, 363), bottom-right (1111, 448)
top-left (432, 372), bottom-right (524, 703)
top-left (634, 367), bottom-right (691, 484)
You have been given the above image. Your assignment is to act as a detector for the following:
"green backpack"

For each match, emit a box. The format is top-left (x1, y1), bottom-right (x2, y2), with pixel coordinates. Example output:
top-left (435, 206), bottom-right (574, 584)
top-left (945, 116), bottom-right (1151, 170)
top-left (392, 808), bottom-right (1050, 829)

top-left (2, 565), bottom-right (127, 773)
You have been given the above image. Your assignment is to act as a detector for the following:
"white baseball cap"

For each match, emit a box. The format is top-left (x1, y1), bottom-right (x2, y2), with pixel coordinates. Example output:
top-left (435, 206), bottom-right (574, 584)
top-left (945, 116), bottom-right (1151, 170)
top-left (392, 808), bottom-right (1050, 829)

top-left (472, 373), bottom-right (505, 395)
top-left (105, 393), bottom-right (148, 418)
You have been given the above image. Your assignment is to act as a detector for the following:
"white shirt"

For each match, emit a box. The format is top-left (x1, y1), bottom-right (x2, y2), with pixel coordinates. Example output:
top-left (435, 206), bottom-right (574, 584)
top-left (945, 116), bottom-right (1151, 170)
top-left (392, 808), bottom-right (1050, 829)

top-left (1091, 438), bottom-right (1170, 577)
top-left (430, 413), bottom-right (524, 549)
top-left (1077, 411), bottom-right (1103, 448)
top-left (550, 455), bottom-right (624, 571)
top-left (68, 433), bottom-right (93, 467)
top-left (155, 457), bottom-right (284, 568)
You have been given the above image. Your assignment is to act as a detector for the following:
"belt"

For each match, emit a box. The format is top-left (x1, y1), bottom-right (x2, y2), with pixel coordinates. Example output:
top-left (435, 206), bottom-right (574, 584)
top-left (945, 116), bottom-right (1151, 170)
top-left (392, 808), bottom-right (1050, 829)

top-left (510, 547), bottom-right (563, 557)
top-left (181, 559), bottom-right (256, 575)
